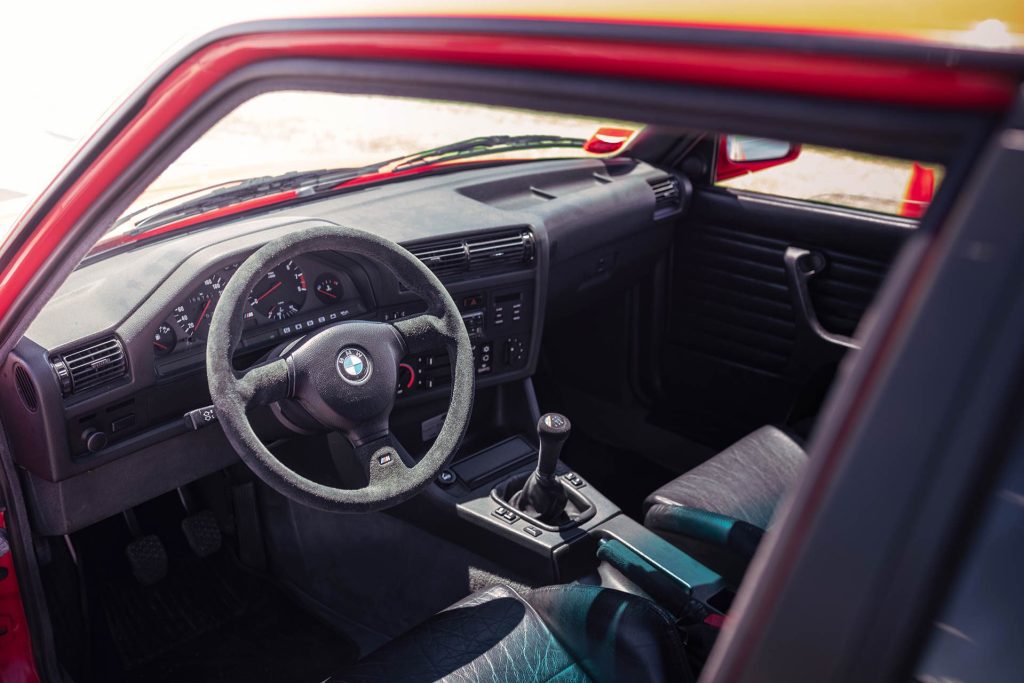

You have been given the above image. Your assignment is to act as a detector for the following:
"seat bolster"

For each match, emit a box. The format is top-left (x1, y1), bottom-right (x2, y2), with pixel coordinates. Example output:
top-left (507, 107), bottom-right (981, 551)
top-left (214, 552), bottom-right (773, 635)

top-left (524, 584), bottom-right (693, 683)
top-left (328, 584), bottom-right (691, 683)
top-left (327, 584), bottom-right (587, 683)
top-left (644, 425), bottom-right (807, 529)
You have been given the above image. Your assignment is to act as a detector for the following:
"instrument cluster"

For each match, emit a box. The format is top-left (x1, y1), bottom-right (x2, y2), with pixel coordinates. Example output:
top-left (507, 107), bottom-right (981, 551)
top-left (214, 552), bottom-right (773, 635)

top-left (151, 254), bottom-right (363, 358)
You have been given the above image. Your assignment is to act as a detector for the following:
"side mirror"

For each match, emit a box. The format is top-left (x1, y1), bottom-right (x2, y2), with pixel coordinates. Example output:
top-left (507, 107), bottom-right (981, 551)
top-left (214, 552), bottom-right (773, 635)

top-left (583, 127), bottom-right (635, 154)
top-left (898, 162), bottom-right (936, 218)
top-left (716, 135), bottom-right (801, 181)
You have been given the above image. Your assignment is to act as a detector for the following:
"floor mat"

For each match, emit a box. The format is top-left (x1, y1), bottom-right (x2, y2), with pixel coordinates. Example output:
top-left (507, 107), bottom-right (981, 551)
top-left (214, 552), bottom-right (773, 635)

top-left (96, 553), bottom-right (357, 683)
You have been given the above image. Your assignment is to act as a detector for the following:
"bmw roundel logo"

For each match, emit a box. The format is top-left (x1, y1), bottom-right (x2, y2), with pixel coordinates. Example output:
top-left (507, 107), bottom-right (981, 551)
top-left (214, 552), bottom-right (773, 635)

top-left (337, 347), bottom-right (372, 385)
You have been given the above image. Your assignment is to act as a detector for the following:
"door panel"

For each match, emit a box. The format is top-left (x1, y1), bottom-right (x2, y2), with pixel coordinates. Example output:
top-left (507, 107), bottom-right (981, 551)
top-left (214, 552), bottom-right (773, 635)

top-left (652, 188), bottom-right (912, 448)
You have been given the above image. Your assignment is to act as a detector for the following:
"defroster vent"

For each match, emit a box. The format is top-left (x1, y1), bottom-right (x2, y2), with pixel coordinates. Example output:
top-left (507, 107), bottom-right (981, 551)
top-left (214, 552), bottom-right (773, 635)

top-left (51, 336), bottom-right (128, 396)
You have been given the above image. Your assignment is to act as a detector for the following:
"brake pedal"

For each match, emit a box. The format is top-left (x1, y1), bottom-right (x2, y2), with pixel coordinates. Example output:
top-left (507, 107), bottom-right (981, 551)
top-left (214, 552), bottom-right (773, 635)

top-left (125, 534), bottom-right (168, 586)
top-left (181, 510), bottom-right (222, 558)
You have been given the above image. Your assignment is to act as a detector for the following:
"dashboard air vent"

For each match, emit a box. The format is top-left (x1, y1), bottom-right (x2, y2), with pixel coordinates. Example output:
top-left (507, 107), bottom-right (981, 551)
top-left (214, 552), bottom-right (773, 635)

top-left (649, 176), bottom-right (682, 217)
top-left (408, 228), bottom-right (534, 280)
top-left (14, 364), bottom-right (38, 412)
top-left (407, 238), bottom-right (469, 279)
top-left (467, 229), bottom-right (534, 273)
top-left (51, 336), bottom-right (127, 397)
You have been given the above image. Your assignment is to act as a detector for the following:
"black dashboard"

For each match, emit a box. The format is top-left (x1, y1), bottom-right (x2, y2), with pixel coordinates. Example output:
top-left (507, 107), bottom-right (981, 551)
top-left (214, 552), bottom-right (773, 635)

top-left (0, 157), bottom-right (685, 534)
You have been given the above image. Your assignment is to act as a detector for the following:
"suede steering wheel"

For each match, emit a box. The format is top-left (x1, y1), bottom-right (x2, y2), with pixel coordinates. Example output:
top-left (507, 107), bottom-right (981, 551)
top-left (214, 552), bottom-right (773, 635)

top-left (206, 224), bottom-right (475, 512)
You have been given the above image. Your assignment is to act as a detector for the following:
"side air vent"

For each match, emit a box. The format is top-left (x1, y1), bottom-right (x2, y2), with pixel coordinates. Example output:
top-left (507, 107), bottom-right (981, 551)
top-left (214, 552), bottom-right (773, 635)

top-left (649, 176), bottom-right (682, 217)
top-left (14, 364), bottom-right (38, 412)
top-left (51, 336), bottom-right (128, 397)
top-left (408, 228), bottom-right (534, 281)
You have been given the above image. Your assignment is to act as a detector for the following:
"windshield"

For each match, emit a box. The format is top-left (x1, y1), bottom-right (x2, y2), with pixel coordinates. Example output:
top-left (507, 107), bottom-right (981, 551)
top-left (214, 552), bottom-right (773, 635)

top-left (112, 91), bottom-right (641, 237)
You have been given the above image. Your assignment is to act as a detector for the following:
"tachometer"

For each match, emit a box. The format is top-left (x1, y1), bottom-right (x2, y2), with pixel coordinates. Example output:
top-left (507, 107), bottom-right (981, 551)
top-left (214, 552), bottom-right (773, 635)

top-left (249, 260), bottom-right (307, 321)
top-left (152, 323), bottom-right (176, 357)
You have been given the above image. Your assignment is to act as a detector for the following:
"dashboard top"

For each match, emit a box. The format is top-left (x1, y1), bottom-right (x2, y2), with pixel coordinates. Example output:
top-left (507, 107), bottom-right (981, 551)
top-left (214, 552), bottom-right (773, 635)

top-left (29, 157), bottom-right (658, 351)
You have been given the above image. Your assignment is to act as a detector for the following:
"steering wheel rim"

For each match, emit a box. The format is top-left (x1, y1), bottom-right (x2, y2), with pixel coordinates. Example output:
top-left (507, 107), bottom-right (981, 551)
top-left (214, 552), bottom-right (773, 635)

top-left (206, 223), bottom-right (475, 513)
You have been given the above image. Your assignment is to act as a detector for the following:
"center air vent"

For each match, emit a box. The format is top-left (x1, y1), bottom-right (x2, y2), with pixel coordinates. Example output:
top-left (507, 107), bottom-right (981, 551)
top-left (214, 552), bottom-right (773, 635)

top-left (51, 336), bottom-right (128, 397)
top-left (407, 238), bottom-right (468, 279)
top-left (408, 228), bottom-right (534, 280)
top-left (467, 230), bottom-right (534, 271)
top-left (649, 176), bottom-right (683, 217)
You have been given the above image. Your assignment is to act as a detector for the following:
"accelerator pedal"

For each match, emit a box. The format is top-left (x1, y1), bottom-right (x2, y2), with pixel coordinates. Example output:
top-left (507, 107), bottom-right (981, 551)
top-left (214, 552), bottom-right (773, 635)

top-left (181, 509), bottom-right (222, 558)
top-left (125, 534), bottom-right (168, 586)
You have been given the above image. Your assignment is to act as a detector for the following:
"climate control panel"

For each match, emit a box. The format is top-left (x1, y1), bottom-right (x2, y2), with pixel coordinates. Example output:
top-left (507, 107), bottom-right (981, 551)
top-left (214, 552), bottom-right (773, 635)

top-left (393, 285), bottom-right (533, 399)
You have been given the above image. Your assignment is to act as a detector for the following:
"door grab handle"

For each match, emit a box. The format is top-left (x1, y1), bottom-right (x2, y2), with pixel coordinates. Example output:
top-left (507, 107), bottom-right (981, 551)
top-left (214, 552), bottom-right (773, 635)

top-left (783, 247), bottom-right (861, 351)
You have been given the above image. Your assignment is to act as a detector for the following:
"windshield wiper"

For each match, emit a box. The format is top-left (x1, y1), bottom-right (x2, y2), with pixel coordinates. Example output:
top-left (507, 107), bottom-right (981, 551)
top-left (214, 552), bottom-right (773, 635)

top-left (304, 135), bottom-right (588, 192)
top-left (119, 168), bottom-right (360, 235)
top-left (389, 134), bottom-right (586, 171)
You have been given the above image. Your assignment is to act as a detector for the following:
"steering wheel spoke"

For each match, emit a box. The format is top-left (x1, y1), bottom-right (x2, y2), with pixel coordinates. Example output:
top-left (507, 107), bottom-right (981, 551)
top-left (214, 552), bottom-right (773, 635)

top-left (393, 313), bottom-right (451, 355)
top-left (351, 432), bottom-right (411, 484)
top-left (238, 357), bottom-right (292, 407)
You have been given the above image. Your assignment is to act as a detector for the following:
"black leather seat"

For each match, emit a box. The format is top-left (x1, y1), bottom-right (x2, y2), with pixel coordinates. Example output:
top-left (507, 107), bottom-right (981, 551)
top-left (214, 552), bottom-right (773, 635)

top-left (644, 426), bottom-right (807, 583)
top-left (326, 583), bottom-right (691, 682)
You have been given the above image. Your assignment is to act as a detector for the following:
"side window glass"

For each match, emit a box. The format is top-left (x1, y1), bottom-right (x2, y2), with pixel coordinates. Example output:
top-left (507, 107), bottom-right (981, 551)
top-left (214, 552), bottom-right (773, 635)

top-left (716, 137), bottom-right (944, 218)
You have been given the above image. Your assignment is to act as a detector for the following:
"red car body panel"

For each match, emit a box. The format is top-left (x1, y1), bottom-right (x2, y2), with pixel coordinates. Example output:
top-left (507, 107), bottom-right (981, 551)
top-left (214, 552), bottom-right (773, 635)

top-left (0, 514), bottom-right (39, 683)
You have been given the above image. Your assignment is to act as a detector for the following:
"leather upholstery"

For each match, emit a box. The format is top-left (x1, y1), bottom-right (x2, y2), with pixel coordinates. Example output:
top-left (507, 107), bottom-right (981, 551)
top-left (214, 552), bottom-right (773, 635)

top-left (327, 584), bottom-right (691, 683)
top-left (645, 426), bottom-right (807, 530)
top-left (643, 426), bottom-right (807, 583)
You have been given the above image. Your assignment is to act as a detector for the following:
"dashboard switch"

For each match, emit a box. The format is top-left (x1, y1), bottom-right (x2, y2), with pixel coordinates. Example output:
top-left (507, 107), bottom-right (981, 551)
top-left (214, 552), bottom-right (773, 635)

top-left (82, 428), bottom-right (107, 453)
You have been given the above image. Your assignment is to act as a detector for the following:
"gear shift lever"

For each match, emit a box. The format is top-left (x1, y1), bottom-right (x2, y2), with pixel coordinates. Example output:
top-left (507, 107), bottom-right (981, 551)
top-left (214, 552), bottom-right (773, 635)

top-left (510, 413), bottom-right (571, 523)
top-left (536, 413), bottom-right (571, 476)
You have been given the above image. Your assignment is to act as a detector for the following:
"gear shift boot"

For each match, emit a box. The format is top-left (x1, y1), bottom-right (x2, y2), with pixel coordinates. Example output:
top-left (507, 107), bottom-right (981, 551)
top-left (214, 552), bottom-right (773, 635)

top-left (510, 471), bottom-right (567, 522)
top-left (494, 412), bottom-right (595, 529)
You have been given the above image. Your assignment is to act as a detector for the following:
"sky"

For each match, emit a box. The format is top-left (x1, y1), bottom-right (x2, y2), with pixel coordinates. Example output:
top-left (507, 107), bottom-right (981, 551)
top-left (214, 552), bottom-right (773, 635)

top-left (0, 1), bottom-right (341, 226)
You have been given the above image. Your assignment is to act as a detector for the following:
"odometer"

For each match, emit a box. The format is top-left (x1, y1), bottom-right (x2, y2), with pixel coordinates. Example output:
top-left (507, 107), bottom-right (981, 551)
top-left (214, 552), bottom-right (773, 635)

top-left (249, 260), bottom-right (307, 321)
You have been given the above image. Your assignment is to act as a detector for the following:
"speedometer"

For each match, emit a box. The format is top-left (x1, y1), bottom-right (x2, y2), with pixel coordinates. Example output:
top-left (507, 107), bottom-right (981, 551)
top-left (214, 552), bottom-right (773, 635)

top-left (249, 260), bottom-right (307, 321)
top-left (173, 273), bottom-right (226, 344)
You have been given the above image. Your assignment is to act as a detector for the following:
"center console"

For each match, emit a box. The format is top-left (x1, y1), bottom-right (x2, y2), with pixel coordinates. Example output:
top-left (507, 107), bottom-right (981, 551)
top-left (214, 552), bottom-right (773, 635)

top-left (424, 399), bottom-right (734, 639)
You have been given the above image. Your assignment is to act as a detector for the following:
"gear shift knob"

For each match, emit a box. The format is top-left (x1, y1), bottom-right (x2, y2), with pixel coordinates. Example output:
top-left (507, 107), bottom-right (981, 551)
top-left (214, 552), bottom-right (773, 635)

top-left (536, 413), bottom-right (571, 477)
